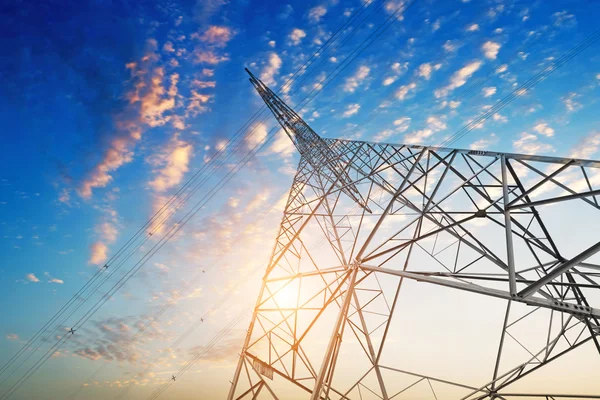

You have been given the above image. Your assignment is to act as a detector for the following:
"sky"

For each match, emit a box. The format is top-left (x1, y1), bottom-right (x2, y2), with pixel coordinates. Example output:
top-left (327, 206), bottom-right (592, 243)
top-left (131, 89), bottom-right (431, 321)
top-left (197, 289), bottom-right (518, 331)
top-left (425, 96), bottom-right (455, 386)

top-left (1, 0), bottom-right (600, 398)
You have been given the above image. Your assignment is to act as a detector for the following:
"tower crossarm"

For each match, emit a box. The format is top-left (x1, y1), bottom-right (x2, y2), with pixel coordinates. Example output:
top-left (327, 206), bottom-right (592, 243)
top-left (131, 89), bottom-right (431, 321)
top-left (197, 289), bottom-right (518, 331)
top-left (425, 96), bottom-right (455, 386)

top-left (246, 68), bottom-right (371, 212)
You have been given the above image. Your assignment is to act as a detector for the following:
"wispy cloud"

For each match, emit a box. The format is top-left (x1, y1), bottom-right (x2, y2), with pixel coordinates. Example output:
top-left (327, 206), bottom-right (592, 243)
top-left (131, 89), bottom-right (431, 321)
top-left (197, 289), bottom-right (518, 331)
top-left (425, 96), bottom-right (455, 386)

top-left (308, 5), bottom-right (327, 23)
top-left (435, 60), bottom-right (482, 98)
top-left (148, 134), bottom-right (194, 193)
top-left (396, 82), bottom-right (417, 101)
top-left (513, 132), bottom-right (554, 154)
top-left (343, 66), bottom-right (370, 93)
top-left (5, 334), bottom-right (19, 341)
top-left (343, 104), bottom-right (361, 118)
top-left (89, 241), bottom-right (108, 266)
top-left (26, 273), bottom-right (40, 283)
top-left (533, 123), bottom-right (555, 137)
top-left (288, 28), bottom-right (307, 45)
top-left (195, 25), bottom-right (235, 47)
top-left (482, 87), bottom-right (496, 97)
top-left (260, 52), bottom-right (283, 86)
top-left (482, 41), bottom-right (501, 60)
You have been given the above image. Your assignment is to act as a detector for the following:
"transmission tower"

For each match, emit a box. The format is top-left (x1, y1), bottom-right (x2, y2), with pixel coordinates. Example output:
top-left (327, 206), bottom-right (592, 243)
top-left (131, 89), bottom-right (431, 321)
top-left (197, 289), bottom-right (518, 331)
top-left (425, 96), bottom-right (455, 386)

top-left (228, 70), bottom-right (600, 399)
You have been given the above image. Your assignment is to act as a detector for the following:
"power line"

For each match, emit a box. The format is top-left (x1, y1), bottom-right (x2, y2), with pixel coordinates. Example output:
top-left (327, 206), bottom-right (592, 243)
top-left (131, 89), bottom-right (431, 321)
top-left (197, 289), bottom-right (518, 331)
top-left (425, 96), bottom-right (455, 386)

top-left (0, 2), bottom-right (387, 395)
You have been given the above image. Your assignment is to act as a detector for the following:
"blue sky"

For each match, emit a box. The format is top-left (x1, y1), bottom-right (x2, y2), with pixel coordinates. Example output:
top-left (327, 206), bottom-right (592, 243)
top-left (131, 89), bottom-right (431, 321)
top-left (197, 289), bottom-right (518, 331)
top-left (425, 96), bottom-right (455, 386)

top-left (1, 0), bottom-right (600, 398)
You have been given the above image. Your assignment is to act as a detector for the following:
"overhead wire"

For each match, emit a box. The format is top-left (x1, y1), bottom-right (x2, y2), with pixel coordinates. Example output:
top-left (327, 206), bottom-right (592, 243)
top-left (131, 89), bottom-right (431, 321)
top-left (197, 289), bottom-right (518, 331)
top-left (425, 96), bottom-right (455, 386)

top-left (0, 0), bottom-right (393, 397)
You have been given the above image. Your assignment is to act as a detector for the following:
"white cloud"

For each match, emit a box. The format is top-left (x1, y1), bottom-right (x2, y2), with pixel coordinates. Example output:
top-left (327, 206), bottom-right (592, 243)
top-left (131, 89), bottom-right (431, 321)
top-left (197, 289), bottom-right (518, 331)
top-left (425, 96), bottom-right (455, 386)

top-left (443, 40), bottom-right (458, 52)
top-left (383, 77), bottom-right (396, 86)
top-left (418, 63), bottom-right (433, 80)
top-left (260, 52), bottom-right (283, 86)
top-left (187, 91), bottom-right (213, 116)
top-left (396, 82), bottom-right (417, 100)
top-left (163, 41), bottom-right (175, 53)
top-left (343, 104), bottom-right (361, 118)
top-left (26, 273), bottom-right (40, 283)
top-left (269, 129), bottom-right (295, 159)
top-left (288, 28), bottom-right (307, 45)
top-left (482, 41), bottom-right (501, 60)
top-left (482, 87), bottom-right (496, 97)
top-left (148, 135), bottom-right (194, 193)
top-left (89, 241), bottom-right (108, 265)
top-left (308, 5), bottom-right (327, 22)
top-left (404, 115), bottom-right (446, 145)
top-left (562, 92), bottom-right (582, 112)
top-left (533, 123), bottom-right (555, 137)
top-left (466, 23), bottom-right (479, 32)
top-left (194, 50), bottom-right (230, 64)
top-left (197, 25), bottom-right (235, 47)
top-left (246, 122), bottom-right (269, 148)
top-left (470, 133), bottom-right (498, 150)
top-left (496, 64), bottom-right (508, 73)
top-left (569, 131), bottom-right (600, 159)
top-left (513, 132), bottom-right (553, 154)
top-left (393, 117), bottom-right (411, 132)
top-left (343, 66), bottom-right (370, 93)
top-left (391, 62), bottom-right (408, 74)
top-left (5, 334), bottom-right (19, 341)
top-left (268, 40), bottom-right (276, 48)
top-left (49, 278), bottom-right (64, 284)
top-left (435, 60), bottom-right (482, 98)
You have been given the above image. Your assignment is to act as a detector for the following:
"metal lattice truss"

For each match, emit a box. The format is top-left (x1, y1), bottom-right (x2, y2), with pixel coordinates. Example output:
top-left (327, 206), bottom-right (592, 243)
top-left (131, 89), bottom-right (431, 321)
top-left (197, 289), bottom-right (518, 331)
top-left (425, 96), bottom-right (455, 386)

top-left (228, 72), bottom-right (600, 399)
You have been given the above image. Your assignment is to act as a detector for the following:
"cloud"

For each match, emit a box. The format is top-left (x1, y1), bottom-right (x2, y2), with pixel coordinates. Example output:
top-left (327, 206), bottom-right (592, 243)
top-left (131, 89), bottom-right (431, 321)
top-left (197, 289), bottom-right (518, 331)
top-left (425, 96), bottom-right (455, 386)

top-left (192, 80), bottom-right (216, 89)
top-left (470, 133), bottom-right (498, 150)
top-left (533, 123), bottom-right (555, 137)
top-left (308, 5), bottom-right (327, 22)
top-left (404, 116), bottom-right (446, 145)
top-left (148, 135), bottom-right (194, 193)
top-left (417, 63), bottom-right (433, 80)
top-left (482, 41), bottom-right (501, 60)
top-left (269, 129), bottom-right (295, 159)
top-left (26, 273), bottom-right (40, 283)
top-left (5, 334), bottom-right (19, 341)
top-left (396, 82), bottom-right (417, 100)
top-left (260, 52), bottom-right (283, 86)
top-left (89, 241), bottom-right (108, 265)
top-left (79, 57), bottom-right (180, 199)
top-left (288, 28), bottom-right (307, 45)
top-left (163, 41), bottom-right (175, 53)
top-left (393, 117), bottom-right (411, 132)
top-left (562, 92), bottom-right (581, 112)
top-left (246, 122), bottom-right (269, 148)
top-left (443, 40), bottom-right (459, 52)
top-left (435, 60), bottom-right (482, 98)
top-left (49, 278), bottom-right (64, 284)
top-left (466, 23), bottom-right (479, 31)
top-left (482, 87), bottom-right (496, 97)
top-left (569, 131), bottom-right (600, 159)
top-left (513, 132), bottom-right (553, 154)
top-left (343, 66), bottom-right (370, 93)
top-left (194, 50), bottom-right (230, 64)
top-left (187, 91), bottom-right (214, 116)
top-left (197, 26), bottom-right (235, 47)
top-left (343, 104), bottom-right (361, 118)
top-left (202, 69), bottom-right (214, 77)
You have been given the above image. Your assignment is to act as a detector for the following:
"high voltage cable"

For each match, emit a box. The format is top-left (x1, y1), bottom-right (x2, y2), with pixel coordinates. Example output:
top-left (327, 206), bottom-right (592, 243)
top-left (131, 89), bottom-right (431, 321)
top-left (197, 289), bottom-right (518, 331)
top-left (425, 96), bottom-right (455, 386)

top-left (439, 27), bottom-right (600, 148)
top-left (68, 189), bottom-right (287, 400)
top-left (0, 125), bottom-right (277, 400)
top-left (68, 1), bottom-right (392, 397)
top-left (0, 1), bottom-right (390, 396)
top-left (132, 3), bottom-right (425, 398)
top-left (143, 12), bottom-right (600, 400)
top-left (132, 9), bottom-right (600, 400)
top-left (401, 7), bottom-right (583, 146)
top-left (146, 307), bottom-right (251, 400)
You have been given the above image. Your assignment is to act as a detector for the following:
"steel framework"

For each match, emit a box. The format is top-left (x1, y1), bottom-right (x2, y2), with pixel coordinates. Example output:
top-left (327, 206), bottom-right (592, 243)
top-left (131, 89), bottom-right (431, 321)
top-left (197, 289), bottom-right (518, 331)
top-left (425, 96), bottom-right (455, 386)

top-left (228, 70), bottom-right (600, 399)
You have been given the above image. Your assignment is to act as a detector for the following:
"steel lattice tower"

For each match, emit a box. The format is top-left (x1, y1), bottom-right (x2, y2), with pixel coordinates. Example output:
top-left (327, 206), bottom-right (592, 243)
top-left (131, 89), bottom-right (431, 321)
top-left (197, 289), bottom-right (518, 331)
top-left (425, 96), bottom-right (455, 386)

top-left (228, 70), bottom-right (600, 399)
